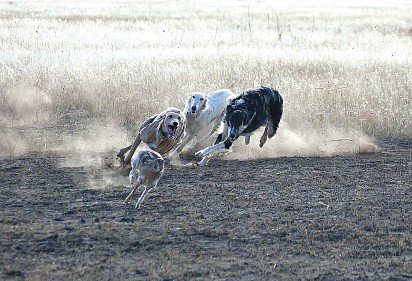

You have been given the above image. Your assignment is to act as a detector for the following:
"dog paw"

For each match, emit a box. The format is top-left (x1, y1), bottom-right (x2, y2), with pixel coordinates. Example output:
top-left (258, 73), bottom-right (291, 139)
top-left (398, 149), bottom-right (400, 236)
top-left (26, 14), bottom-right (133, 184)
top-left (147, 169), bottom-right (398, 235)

top-left (267, 128), bottom-right (276, 138)
top-left (197, 161), bottom-right (207, 167)
top-left (183, 162), bottom-right (198, 168)
top-left (195, 150), bottom-right (205, 158)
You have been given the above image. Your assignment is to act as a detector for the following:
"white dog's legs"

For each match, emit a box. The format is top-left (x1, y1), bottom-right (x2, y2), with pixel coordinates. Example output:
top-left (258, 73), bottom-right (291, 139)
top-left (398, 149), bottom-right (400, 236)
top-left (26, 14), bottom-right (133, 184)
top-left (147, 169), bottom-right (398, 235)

top-left (175, 123), bottom-right (218, 156)
top-left (195, 142), bottom-right (228, 165)
top-left (185, 135), bottom-right (202, 151)
top-left (173, 133), bottom-right (195, 154)
top-left (208, 119), bottom-right (222, 137)
top-left (189, 118), bottom-right (221, 150)
top-left (196, 142), bottom-right (226, 157)
top-left (198, 155), bottom-right (211, 166)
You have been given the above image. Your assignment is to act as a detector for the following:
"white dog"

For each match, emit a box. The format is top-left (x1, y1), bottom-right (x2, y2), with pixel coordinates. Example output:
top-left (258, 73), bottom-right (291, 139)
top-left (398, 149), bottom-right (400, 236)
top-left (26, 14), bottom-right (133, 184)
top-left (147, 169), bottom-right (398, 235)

top-left (173, 89), bottom-right (236, 157)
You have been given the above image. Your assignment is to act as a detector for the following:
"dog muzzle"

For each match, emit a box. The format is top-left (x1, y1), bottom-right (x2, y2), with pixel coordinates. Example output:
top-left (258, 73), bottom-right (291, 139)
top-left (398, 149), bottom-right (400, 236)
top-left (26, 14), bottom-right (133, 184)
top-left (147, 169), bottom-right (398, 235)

top-left (187, 108), bottom-right (197, 115)
top-left (166, 124), bottom-right (178, 139)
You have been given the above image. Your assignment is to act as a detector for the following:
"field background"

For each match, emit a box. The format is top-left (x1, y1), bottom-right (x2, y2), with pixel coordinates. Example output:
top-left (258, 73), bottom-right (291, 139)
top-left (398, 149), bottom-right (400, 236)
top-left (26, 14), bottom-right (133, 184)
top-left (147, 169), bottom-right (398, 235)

top-left (0, 1), bottom-right (411, 280)
top-left (0, 0), bottom-right (411, 161)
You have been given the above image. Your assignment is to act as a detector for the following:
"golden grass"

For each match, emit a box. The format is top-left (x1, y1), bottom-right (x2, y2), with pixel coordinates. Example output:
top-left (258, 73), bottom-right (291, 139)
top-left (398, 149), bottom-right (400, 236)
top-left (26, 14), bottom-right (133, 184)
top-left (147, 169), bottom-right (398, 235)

top-left (0, 0), bottom-right (411, 157)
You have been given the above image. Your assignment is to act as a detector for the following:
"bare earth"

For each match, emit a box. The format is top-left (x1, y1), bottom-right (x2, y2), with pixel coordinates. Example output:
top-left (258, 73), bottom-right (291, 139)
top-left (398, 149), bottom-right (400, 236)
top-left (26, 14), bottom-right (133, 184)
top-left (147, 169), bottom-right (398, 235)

top-left (1, 142), bottom-right (411, 280)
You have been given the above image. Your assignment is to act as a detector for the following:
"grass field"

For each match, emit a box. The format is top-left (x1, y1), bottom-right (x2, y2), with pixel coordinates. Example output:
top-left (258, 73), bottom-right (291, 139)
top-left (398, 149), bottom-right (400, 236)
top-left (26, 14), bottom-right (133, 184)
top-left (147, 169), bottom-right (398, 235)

top-left (1, 0), bottom-right (411, 158)
top-left (0, 0), bottom-right (411, 280)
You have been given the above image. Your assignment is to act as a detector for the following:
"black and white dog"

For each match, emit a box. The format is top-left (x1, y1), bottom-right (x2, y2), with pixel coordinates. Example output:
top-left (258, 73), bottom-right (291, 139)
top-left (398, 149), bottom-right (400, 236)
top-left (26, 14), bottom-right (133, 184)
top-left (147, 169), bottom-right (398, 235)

top-left (195, 86), bottom-right (283, 166)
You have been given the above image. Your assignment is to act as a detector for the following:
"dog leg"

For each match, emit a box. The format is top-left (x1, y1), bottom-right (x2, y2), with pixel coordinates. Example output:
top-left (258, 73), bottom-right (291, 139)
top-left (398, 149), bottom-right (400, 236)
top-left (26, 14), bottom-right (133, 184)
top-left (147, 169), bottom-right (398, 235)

top-left (198, 140), bottom-right (232, 166)
top-left (245, 135), bottom-right (250, 145)
top-left (196, 138), bottom-right (233, 160)
top-left (135, 179), bottom-right (159, 209)
top-left (188, 121), bottom-right (220, 151)
top-left (186, 118), bottom-right (221, 151)
top-left (267, 96), bottom-right (283, 138)
top-left (267, 121), bottom-right (275, 139)
top-left (186, 135), bottom-right (201, 151)
top-left (259, 127), bottom-right (269, 147)
top-left (136, 187), bottom-right (155, 209)
top-left (117, 145), bottom-right (132, 162)
top-left (135, 188), bottom-right (149, 209)
top-left (174, 133), bottom-right (194, 154)
top-left (208, 119), bottom-right (222, 137)
top-left (123, 133), bottom-right (142, 165)
top-left (124, 178), bottom-right (143, 204)
top-left (198, 156), bottom-right (211, 167)
top-left (137, 179), bottom-right (160, 208)
top-left (214, 133), bottom-right (223, 145)
top-left (214, 122), bottom-right (228, 144)
top-left (129, 169), bottom-right (137, 185)
top-left (195, 142), bottom-right (225, 159)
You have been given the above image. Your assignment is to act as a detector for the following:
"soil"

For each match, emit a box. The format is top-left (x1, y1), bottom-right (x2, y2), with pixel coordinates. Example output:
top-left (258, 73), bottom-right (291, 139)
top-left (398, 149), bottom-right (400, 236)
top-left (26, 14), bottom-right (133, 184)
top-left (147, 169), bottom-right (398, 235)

top-left (1, 137), bottom-right (411, 280)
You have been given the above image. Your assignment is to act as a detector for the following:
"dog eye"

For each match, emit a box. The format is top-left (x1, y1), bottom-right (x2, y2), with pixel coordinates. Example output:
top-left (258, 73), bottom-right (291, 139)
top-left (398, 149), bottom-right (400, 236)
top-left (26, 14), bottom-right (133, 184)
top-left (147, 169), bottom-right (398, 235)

top-left (200, 98), bottom-right (204, 101)
top-left (177, 116), bottom-right (181, 120)
top-left (192, 95), bottom-right (195, 98)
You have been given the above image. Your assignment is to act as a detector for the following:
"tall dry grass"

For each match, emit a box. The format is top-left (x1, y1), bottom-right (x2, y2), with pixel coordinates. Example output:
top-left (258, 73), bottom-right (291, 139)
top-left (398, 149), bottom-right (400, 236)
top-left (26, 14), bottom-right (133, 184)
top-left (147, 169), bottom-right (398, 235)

top-left (0, 0), bottom-right (411, 159)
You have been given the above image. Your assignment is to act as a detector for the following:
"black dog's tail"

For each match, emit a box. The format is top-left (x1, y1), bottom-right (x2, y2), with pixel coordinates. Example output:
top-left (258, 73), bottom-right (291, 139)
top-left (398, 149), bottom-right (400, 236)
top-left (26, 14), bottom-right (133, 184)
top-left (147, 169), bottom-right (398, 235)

top-left (264, 87), bottom-right (283, 137)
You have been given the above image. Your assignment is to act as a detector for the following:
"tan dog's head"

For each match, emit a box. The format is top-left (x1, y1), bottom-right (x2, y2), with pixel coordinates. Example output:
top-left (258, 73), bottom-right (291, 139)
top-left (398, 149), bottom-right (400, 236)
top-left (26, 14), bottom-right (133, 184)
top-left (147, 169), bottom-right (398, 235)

top-left (161, 108), bottom-right (184, 140)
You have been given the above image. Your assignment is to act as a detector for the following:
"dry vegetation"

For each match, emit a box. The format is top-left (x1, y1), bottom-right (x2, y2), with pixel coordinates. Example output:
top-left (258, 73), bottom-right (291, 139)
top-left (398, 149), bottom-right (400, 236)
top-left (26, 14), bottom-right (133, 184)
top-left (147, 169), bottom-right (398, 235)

top-left (0, 0), bottom-right (411, 159)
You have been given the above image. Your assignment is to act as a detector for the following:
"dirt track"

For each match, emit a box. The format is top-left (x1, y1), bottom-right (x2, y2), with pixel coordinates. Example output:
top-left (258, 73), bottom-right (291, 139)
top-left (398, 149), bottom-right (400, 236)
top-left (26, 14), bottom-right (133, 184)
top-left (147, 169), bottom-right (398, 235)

top-left (1, 144), bottom-right (411, 280)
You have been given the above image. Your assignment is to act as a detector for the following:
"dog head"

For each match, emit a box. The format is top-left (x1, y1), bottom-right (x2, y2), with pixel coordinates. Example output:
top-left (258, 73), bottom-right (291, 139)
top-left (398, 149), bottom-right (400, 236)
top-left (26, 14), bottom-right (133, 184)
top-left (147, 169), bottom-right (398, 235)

top-left (226, 109), bottom-right (247, 141)
top-left (185, 92), bottom-right (207, 116)
top-left (225, 99), bottom-right (249, 141)
top-left (162, 111), bottom-right (184, 140)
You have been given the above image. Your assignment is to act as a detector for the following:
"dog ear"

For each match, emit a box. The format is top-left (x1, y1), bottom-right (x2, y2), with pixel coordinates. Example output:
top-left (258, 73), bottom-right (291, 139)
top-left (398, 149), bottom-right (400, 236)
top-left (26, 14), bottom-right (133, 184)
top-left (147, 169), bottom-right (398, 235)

top-left (184, 97), bottom-right (192, 115)
top-left (226, 103), bottom-right (236, 111)
top-left (151, 112), bottom-right (167, 135)
top-left (235, 99), bottom-right (245, 106)
top-left (176, 112), bottom-right (186, 138)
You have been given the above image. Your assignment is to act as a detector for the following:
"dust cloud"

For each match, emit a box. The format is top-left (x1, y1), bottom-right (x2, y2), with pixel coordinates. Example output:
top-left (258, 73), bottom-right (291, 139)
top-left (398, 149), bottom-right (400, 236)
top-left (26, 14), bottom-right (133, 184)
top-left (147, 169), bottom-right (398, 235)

top-left (51, 122), bottom-right (131, 189)
top-left (0, 84), bottom-right (52, 158)
top-left (0, 130), bottom-right (27, 158)
top-left (225, 123), bottom-right (380, 160)
top-left (0, 84), bottom-right (52, 126)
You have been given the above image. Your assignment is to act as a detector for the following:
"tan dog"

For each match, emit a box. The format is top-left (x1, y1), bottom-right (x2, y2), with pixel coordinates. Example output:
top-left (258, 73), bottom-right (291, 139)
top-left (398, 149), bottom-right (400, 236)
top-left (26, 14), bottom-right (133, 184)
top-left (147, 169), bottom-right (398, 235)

top-left (124, 149), bottom-right (165, 209)
top-left (118, 107), bottom-right (186, 165)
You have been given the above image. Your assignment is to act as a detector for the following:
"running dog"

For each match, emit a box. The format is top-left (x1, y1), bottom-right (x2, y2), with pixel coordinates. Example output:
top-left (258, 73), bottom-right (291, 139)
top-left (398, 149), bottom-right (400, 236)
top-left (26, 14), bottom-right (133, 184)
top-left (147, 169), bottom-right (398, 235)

top-left (124, 149), bottom-right (164, 209)
top-left (117, 107), bottom-right (186, 165)
top-left (173, 89), bottom-right (236, 155)
top-left (195, 86), bottom-right (283, 166)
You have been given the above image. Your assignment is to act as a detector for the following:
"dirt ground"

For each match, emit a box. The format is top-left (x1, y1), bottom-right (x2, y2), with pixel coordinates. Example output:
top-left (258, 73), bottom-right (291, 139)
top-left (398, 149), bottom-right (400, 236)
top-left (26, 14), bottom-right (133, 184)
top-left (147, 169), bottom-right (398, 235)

top-left (1, 136), bottom-right (411, 280)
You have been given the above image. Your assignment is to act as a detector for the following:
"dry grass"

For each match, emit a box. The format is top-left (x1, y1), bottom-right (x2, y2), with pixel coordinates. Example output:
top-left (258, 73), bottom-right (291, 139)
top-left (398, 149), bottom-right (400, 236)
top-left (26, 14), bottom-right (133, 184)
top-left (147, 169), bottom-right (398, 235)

top-left (0, 0), bottom-right (411, 157)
